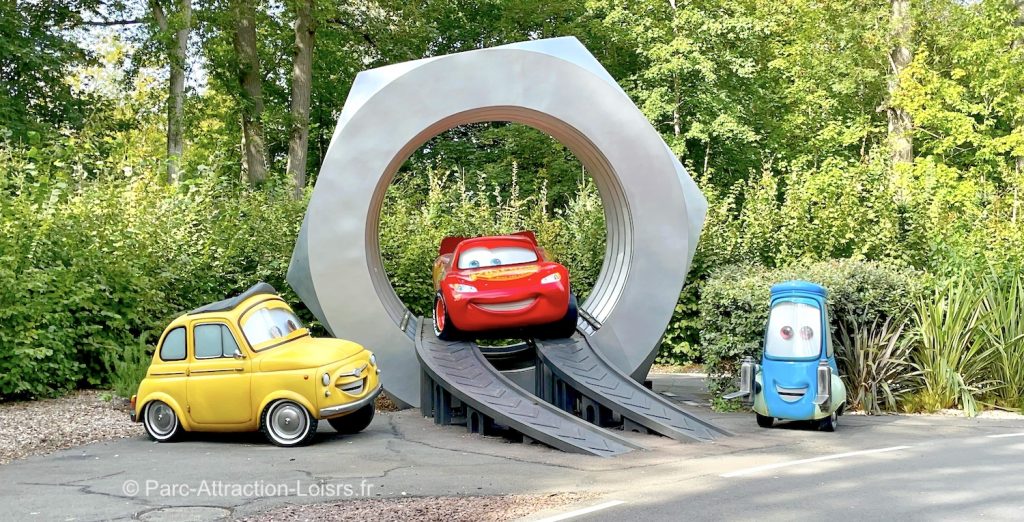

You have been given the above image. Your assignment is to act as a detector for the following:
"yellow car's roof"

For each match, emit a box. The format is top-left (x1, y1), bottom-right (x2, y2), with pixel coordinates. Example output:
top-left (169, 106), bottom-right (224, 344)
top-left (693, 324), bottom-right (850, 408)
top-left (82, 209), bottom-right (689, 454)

top-left (188, 282), bottom-right (278, 315)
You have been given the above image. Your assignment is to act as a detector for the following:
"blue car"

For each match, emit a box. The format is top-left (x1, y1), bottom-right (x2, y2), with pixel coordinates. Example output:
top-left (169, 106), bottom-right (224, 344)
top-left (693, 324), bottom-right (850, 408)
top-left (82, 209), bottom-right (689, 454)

top-left (725, 280), bottom-right (847, 431)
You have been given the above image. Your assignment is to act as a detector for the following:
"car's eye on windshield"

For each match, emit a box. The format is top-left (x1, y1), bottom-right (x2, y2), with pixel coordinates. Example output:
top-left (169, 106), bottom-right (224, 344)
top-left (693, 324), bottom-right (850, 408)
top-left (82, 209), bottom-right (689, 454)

top-left (765, 302), bottom-right (821, 359)
top-left (242, 307), bottom-right (305, 349)
top-left (457, 245), bottom-right (537, 269)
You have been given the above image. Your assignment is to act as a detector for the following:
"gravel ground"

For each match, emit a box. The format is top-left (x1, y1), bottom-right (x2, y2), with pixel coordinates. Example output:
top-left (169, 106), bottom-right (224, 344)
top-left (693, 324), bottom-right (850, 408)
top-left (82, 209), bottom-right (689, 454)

top-left (374, 391), bottom-right (400, 412)
top-left (0, 390), bottom-right (143, 465)
top-left (891, 408), bottom-right (1023, 419)
top-left (239, 493), bottom-right (593, 522)
top-left (648, 364), bottom-right (704, 374)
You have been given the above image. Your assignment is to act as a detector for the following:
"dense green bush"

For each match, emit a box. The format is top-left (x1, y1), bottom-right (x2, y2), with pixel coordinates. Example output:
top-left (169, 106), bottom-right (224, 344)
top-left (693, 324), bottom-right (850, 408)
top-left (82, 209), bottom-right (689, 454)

top-left (700, 259), bottom-right (928, 408)
top-left (836, 318), bottom-right (921, 414)
top-left (907, 271), bottom-right (1024, 415)
top-left (0, 150), bottom-right (307, 399)
top-left (0, 147), bottom-right (606, 400)
top-left (982, 272), bottom-right (1024, 411)
top-left (910, 275), bottom-right (994, 415)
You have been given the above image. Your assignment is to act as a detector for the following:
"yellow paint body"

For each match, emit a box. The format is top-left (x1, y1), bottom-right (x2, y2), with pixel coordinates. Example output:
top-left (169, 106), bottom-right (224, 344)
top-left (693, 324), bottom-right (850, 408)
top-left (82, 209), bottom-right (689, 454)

top-left (132, 293), bottom-right (379, 433)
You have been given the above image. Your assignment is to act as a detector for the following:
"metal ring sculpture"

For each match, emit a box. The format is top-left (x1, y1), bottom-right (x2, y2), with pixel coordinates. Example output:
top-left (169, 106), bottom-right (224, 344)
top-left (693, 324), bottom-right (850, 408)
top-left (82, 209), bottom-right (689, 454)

top-left (288, 37), bottom-right (707, 407)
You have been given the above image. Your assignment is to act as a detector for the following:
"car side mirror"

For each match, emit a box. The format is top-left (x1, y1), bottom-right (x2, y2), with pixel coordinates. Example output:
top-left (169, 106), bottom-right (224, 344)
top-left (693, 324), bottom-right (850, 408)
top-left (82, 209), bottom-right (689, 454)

top-left (233, 352), bottom-right (246, 360)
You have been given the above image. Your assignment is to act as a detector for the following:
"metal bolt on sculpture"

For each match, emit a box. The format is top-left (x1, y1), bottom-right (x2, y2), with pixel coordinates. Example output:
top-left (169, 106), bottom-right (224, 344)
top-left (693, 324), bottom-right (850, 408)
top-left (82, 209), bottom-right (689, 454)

top-left (288, 37), bottom-right (728, 455)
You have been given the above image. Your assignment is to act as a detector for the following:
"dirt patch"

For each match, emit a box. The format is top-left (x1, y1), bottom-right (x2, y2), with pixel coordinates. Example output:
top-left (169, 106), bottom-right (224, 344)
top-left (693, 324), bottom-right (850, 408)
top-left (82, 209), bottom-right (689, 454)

top-left (0, 390), bottom-right (143, 465)
top-left (374, 391), bottom-right (400, 412)
top-left (239, 493), bottom-right (593, 522)
top-left (846, 408), bottom-right (1024, 419)
top-left (649, 363), bottom-right (704, 375)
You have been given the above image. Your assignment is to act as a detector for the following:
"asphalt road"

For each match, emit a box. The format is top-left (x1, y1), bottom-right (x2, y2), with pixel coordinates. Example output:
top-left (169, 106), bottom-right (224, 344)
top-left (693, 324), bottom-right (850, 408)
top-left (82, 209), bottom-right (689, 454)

top-left (2, 374), bottom-right (1022, 521)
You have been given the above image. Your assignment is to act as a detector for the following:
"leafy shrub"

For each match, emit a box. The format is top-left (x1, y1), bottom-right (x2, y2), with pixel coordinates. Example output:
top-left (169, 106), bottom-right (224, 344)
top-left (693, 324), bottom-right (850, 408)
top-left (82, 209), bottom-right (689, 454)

top-left (980, 271), bottom-right (1024, 411)
top-left (0, 145), bottom-right (608, 399)
top-left (109, 337), bottom-right (154, 399)
top-left (836, 318), bottom-right (921, 414)
top-left (696, 158), bottom-right (913, 274)
top-left (911, 275), bottom-right (996, 416)
top-left (701, 259), bottom-right (927, 409)
top-left (0, 150), bottom-right (307, 399)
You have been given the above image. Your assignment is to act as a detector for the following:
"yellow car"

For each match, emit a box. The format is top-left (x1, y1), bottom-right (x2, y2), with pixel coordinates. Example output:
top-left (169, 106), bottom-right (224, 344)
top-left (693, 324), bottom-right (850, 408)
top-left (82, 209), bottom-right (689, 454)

top-left (130, 282), bottom-right (381, 447)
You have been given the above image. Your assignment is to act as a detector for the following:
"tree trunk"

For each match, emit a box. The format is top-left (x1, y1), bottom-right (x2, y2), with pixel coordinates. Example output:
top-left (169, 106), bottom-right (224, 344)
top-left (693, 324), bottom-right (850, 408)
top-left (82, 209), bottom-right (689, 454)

top-left (287, 0), bottom-right (316, 198)
top-left (887, 0), bottom-right (913, 166)
top-left (151, 0), bottom-right (191, 184)
top-left (233, 1), bottom-right (268, 185)
top-left (1014, 1), bottom-right (1023, 177)
top-left (668, 0), bottom-right (683, 162)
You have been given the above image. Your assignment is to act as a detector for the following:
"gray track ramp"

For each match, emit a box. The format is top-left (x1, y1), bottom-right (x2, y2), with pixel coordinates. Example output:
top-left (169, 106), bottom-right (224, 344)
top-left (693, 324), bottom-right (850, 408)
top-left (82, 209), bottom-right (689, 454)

top-left (415, 321), bottom-right (639, 457)
top-left (536, 335), bottom-right (732, 443)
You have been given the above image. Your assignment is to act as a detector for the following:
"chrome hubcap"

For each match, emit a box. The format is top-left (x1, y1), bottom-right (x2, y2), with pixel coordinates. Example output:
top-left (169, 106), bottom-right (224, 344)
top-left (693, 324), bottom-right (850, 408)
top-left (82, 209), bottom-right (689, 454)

top-left (271, 403), bottom-right (307, 440)
top-left (149, 403), bottom-right (175, 435)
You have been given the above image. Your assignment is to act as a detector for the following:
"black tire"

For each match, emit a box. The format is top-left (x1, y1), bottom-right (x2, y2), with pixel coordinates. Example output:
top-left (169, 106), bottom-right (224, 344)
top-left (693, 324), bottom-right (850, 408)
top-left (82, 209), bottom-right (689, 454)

top-left (260, 400), bottom-right (318, 447)
top-left (537, 293), bottom-right (579, 339)
top-left (327, 404), bottom-right (375, 434)
top-left (818, 410), bottom-right (838, 432)
top-left (756, 413), bottom-right (774, 428)
top-left (433, 292), bottom-right (462, 341)
top-left (143, 400), bottom-right (182, 442)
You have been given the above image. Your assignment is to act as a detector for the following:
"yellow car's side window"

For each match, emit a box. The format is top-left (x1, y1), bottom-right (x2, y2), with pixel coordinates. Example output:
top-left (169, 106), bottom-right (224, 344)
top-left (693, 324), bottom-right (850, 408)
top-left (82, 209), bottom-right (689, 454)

top-left (194, 323), bottom-right (241, 359)
top-left (160, 327), bottom-right (186, 361)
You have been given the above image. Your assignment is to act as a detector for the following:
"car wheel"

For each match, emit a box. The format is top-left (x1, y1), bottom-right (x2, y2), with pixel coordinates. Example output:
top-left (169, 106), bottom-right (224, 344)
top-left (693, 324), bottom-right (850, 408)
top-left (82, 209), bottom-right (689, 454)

top-left (143, 400), bottom-right (182, 442)
top-left (755, 413), bottom-right (774, 428)
top-left (261, 400), bottom-right (318, 447)
top-left (537, 293), bottom-right (579, 339)
top-left (327, 404), bottom-right (375, 434)
top-left (818, 410), bottom-right (838, 432)
top-left (433, 292), bottom-right (462, 341)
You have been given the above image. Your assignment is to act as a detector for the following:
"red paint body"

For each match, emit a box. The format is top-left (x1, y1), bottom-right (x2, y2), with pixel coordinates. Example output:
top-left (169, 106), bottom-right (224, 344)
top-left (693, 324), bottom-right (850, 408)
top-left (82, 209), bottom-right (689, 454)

top-left (433, 234), bottom-right (571, 333)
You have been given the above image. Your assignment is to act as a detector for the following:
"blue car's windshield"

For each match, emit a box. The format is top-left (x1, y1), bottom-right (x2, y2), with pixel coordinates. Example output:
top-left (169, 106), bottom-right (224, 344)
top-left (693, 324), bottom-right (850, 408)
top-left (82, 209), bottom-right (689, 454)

top-left (765, 301), bottom-right (822, 359)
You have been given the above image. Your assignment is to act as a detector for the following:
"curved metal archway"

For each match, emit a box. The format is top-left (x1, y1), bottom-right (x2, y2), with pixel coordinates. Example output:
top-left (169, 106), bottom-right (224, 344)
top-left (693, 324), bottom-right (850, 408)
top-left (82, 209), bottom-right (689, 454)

top-left (288, 37), bottom-right (707, 407)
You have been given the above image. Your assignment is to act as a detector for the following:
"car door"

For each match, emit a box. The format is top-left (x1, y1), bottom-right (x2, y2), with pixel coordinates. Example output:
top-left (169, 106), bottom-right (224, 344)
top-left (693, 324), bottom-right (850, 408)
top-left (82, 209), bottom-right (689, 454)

top-left (149, 326), bottom-right (189, 404)
top-left (186, 322), bottom-right (253, 425)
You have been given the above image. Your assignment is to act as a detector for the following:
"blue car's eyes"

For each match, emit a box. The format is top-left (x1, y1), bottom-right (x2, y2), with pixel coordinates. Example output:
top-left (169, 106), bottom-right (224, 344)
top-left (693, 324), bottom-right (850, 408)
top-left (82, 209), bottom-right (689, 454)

top-left (780, 326), bottom-right (793, 340)
top-left (800, 326), bottom-right (814, 340)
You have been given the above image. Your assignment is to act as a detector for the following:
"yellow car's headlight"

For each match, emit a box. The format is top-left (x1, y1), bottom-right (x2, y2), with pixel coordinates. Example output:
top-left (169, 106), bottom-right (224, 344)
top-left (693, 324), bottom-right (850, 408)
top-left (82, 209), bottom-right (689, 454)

top-left (322, 372), bottom-right (330, 386)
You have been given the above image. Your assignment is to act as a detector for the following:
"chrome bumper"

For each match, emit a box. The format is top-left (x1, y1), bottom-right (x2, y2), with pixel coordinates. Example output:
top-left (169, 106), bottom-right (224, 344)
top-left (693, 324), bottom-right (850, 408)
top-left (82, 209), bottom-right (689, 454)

top-left (319, 383), bottom-right (383, 418)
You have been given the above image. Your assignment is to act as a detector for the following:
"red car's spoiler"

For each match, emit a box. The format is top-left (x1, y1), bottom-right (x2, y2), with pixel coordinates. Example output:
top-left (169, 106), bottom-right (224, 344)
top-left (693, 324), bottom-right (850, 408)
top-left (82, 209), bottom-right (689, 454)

top-left (438, 231), bottom-right (538, 256)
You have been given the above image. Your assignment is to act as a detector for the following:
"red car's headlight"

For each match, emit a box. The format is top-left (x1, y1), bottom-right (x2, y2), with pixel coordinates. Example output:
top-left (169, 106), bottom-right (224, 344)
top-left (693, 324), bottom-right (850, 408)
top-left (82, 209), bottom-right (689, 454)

top-left (451, 283), bottom-right (478, 293)
top-left (540, 273), bottom-right (562, 284)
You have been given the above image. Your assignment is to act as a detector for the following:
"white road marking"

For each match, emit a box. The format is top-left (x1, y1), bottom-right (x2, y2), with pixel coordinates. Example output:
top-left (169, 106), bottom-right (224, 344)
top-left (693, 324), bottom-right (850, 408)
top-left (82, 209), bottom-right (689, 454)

top-left (533, 500), bottom-right (626, 522)
top-left (720, 445), bottom-right (913, 478)
top-left (986, 432), bottom-right (1024, 439)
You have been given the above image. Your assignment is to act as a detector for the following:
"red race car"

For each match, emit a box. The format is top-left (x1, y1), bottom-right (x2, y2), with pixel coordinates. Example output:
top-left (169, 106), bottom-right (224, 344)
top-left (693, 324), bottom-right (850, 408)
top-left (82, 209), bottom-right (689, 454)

top-left (431, 232), bottom-right (578, 341)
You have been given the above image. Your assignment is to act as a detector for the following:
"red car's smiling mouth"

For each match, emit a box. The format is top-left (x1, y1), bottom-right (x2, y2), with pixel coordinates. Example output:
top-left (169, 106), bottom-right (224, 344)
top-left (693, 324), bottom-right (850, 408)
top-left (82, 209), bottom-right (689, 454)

top-left (474, 298), bottom-right (537, 312)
